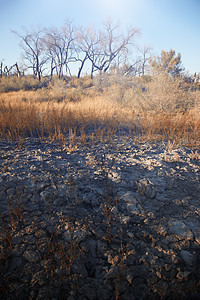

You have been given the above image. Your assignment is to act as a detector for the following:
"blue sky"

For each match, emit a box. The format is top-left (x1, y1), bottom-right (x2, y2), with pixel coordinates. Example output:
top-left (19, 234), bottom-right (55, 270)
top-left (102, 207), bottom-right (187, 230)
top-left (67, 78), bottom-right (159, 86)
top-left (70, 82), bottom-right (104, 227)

top-left (1, 0), bottom-right (200, 74)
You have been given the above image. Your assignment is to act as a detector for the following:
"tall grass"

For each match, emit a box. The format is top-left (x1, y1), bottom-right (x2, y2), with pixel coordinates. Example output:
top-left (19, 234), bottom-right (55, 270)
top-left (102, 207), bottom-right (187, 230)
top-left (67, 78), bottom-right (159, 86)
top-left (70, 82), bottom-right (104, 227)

top-left (0, 73), bottom-right (200, 147)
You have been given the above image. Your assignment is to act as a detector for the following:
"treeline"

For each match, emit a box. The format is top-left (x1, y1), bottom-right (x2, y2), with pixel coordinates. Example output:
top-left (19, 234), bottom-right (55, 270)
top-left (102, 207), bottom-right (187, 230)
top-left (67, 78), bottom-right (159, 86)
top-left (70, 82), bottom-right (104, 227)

top-left (1, 19), bottom-right (199, 83)
top-left (1, 19), bottom-right (154, 81)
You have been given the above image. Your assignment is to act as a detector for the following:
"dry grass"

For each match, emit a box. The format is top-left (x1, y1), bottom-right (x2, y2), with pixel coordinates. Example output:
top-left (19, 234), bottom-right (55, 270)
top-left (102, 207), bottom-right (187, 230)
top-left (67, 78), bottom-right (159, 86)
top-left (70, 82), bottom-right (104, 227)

top-left (0, 76), bottom-right (48, 93)
top-left (0, 74), bottom-right (200, 147)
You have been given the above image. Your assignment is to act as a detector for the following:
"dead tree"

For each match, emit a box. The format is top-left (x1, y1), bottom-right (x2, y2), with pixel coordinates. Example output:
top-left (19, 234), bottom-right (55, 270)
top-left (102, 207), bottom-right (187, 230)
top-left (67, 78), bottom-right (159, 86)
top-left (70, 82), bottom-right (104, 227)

top-left (12, 27), bottom-right (48, 81)
top-left (14, 63), bottom-right (21, 77)
top-left (75, 27), bottom-right (98, 78)
top-left (136, 45), bottom-right (153, 75)
top-left (2, 63), bottom-right (23, 77)
top-left (44, 20), bottom-right (76, 79)
top-left (4, 66), bottom-right (12, 77)
top-left (88, 20), bottom-right (139, 76)
top-left (74, 20), bottom-right (139, 79)
top-left (0, 62), bottom-right (3, 77)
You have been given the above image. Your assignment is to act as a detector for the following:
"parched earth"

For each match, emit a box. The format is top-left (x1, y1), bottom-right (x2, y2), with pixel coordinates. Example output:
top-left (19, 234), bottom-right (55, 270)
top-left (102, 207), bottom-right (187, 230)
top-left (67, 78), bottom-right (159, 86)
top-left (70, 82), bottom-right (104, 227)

top-left (0, 136), bottom-right (200, 299)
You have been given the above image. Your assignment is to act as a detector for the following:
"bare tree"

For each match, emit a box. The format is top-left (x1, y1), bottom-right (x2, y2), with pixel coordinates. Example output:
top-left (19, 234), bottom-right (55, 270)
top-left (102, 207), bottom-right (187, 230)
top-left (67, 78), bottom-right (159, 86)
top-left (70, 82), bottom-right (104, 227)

top-left (12, 27), bottom-right (48, 81)
top-left (75, 20), bottom-right (139, 78)
top-left (4, 63), bottom-right (22, 77)
top-left (0, 61), bottom-right (3, 77)
top-left (117, 45), bottom-right (152, 77)
top-left (4, 66), bottom-right (11, 77)
top-left (10, 20), bottom-right (140, 80)
top-left (14, 62), bottom-right (22, 77)
top-left (120, 60), bottom-right (141, 77)
top-left (75, 26), bottom-right (99, 78)
top-left (136, 45), bottom-right (153, 75)
top-left (44, 20), bottom-right (75, 79)
top-left (89, 19), bottom-right (139, 76)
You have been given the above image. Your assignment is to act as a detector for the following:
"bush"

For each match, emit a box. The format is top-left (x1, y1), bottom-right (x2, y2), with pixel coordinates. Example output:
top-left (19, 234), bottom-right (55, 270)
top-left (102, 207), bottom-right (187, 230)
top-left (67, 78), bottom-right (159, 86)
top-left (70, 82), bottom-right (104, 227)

top-left (0, 76), bottom-right (49, 93)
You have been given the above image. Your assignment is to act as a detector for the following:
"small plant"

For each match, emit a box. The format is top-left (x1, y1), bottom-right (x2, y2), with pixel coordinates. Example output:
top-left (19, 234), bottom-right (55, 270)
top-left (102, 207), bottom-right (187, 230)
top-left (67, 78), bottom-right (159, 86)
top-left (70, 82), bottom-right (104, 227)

top-left (84, 152), bottom-right (119, 244)
top-left (0, 184), bottom-right (25, 289)
top-left (0, 215), bottom-right (12, 260)
top-left (54, 125), bottom-right (66, 148)
top-left (2, 164), bottom-right (8, 173)
top-left (105, 121), bottom-right (118, 143)
top-left (115, 227), bottom-right (134, 300)
top-left (40, 217), bottom-right (82, 293)
top-left (97, 152), bottom-right (119, 243)
top-left (64, 127), bottom-right (77, 152)
top-left (101, 193), bottom-right (118, 244)
top-left (94, 125), bottom-right (105, 143)
top-left (7, 184), bottom-right (24, 229)
top-left (137, 181), bottom-right (147, 218)
top-left (80, 125), bottom-right (87, 146)
top-left (58, 221), bottom-right (81, 275)
top-left (15, 135), bottom-right (24, 149)
top-left (189, 150), bottom-right (200, 161)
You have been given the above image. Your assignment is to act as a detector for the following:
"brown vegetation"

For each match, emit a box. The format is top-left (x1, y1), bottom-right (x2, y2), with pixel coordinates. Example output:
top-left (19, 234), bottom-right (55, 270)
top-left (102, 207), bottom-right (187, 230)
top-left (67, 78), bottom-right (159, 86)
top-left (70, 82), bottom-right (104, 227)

top-left (0, 73), bottom-right (200, 148)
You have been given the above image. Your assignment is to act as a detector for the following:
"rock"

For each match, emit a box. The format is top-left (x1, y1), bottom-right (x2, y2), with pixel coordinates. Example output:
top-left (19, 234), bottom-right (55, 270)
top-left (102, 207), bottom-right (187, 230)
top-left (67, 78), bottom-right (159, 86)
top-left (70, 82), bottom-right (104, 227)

top-left (23, 249), bottom-right (40, 263)
top-left (156, 225), bottom-right (167, 237)
top-left (40, 188), bottom-right (55, 202)
top-left (138, 178), bottom-right (156, 199)
top-left (108, 171), bottom-right (121, 183)
top-left (120, 191), bottom-right (141, 214)
top-left (111, 206), bottom-right (118, 215)
top-left (0, 190), bottom-right (7, 201)
top-left (127, 273), bottom-right (134, 284)
top-left (81, 279), bottom-right (97, 300)
top-left (176, 270), bottom-right (190, 281)
top-left (8, 256), bottom-right (23, 272)
top-left (180, 250), bottom-right (194, 266)
top-left (194, 229), bottom-right (200, 245)
top-left (168, 220), bottom-right (194, 241)
top-left (186, 225), bottom-right (200, 245)
top-left (53, 196), bottom-right (66, 206)
top-left (7, 187), bottom-right (16, 196)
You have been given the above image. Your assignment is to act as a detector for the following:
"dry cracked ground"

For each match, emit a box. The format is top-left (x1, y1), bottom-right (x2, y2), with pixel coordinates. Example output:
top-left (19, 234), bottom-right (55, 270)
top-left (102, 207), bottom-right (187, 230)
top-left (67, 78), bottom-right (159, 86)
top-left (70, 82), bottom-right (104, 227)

top-left (0, 135), bottom-right (200, 299)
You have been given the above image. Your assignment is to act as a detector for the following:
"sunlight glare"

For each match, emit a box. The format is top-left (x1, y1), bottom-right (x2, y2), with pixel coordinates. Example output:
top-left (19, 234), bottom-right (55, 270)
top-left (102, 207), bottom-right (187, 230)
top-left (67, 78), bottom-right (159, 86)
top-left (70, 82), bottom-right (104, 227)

top-left (95, 0), bottom-right (127, 16)
top-left (91, 0), bottom-right (139, 22)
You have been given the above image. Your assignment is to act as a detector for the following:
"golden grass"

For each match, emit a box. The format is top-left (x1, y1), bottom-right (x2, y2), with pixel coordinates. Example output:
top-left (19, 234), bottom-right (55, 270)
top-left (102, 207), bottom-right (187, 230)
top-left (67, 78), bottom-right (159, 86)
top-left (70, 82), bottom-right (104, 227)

top-left (0, 91), bottom-right (133, 139)
top-left (0, 75), bottom-right (200, 148)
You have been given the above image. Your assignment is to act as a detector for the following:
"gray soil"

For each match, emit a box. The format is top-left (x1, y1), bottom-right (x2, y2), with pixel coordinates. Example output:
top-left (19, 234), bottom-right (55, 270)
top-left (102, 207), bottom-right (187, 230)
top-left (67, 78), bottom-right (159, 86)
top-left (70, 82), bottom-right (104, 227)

top-left (0, 136), bottom-right (200, 299)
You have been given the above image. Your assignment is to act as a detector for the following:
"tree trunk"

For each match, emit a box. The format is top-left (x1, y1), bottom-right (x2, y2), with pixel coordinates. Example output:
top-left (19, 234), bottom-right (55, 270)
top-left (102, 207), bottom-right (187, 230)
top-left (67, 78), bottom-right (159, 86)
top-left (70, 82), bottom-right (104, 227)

top-left (4, 66), bottom-right (9, 77)
top-left (77, 54), bottom-right (88, 78)
top-left (0, 62), bottom-right (2, 77)
top-left (15, 63), bottom-right (21, 77)
top-left (91, 64), bottom-right (94, 79)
